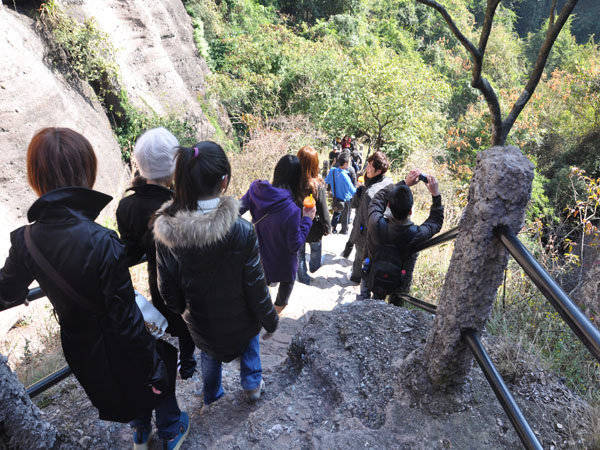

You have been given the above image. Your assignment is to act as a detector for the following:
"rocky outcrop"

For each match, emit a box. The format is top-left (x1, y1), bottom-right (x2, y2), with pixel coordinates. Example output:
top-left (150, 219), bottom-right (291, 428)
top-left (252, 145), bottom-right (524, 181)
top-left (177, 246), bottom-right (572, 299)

top-left (424, 146), bottom-right (534, 386)
top-left (0, 354), bottom-right (62, 449)
top-left (60, 0), bottom-right (232, 141)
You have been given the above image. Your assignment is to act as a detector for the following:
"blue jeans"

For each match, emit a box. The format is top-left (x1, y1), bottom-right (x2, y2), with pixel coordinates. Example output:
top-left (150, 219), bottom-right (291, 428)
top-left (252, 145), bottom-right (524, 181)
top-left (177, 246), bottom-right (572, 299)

top-left (297, 241), bottom-right (323, 283)
top-left (130, 392), bottom-right (181, 440)
top-left (200, 334), bottom-right (262, 405)
top-left (331, 201), bottom-right (351, 233)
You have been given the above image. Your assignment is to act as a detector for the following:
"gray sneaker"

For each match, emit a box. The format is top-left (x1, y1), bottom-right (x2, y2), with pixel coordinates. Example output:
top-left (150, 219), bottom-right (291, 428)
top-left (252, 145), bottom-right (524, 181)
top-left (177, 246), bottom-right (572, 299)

top-left (245, 379), bottom-right (265, 402)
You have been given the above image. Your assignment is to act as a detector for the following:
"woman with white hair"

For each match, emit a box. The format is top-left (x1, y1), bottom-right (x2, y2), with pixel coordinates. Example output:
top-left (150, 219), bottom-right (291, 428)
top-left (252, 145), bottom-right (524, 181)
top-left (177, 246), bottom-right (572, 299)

top-left (116, 127), bottom-right (198, 382)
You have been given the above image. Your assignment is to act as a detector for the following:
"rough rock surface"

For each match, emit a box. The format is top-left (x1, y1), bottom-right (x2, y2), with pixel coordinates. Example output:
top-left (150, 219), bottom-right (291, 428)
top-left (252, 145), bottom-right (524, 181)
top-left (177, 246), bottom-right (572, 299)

top-left (61, 0), bottom-right (232, 140)
top-left (26, 234), bottom-right (594, 449)
top-left (423, 146), bottom-right (534, 386)
top-left (0, 6), bottom-right (130, 335)
top-left (0, 354), bottom-right (60, 449)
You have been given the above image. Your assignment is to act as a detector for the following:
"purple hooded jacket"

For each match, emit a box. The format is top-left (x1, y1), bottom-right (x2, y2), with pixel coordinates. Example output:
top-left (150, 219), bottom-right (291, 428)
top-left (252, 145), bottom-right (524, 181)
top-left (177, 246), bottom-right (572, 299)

top-left (240, 180), bottom-right (312, 283)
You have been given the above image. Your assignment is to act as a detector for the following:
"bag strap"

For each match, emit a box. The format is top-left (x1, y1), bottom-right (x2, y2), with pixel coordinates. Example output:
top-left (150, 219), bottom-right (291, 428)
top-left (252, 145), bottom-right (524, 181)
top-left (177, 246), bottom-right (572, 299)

top-left (332, 167), bottom-right (338, 200)
top-left (253, 212), bottom-right (270, 226)
top-left (24, 225), bottom-right (101, 315)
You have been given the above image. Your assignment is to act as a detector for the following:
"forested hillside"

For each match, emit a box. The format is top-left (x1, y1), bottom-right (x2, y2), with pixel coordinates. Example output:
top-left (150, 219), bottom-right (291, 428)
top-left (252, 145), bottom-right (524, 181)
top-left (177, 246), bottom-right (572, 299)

top-left (186, 0), bottom-right (599, 213)
top-left (184, 0), bottom-right (600, 401)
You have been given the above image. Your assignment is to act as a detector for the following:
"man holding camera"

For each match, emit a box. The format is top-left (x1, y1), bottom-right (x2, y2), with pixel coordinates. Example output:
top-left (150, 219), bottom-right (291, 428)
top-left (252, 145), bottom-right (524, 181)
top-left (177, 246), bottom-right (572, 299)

top-left (361, 169), bottom-right (444, 303)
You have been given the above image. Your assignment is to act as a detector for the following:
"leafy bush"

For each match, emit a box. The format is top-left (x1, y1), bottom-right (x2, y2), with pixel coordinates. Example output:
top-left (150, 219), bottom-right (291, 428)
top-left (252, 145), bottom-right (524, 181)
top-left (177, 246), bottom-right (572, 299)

top-left (277, 0), bottom-right (361, 23)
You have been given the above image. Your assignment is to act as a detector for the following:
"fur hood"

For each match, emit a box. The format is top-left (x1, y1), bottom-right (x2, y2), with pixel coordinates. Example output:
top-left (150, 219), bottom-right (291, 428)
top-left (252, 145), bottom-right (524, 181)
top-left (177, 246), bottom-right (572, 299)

top-left (153, 196), bottom-right (239, 249)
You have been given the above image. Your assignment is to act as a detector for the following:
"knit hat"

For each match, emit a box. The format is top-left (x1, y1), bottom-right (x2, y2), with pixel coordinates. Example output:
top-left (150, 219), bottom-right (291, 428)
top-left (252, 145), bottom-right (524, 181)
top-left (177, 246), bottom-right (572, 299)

top-left (133, 127), bottom-right (179, 180)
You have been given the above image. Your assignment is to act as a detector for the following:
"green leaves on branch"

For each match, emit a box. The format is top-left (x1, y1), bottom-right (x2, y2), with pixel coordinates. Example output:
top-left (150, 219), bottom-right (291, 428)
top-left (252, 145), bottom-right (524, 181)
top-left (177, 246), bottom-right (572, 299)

top-left (314, 50), bottom-right (450, 164)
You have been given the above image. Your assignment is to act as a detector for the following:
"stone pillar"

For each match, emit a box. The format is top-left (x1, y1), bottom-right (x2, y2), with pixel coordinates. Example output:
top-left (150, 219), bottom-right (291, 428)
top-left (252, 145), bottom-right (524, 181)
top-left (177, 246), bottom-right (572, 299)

top-left (0, 354), bottom-right (59, 449)
top-left (424, 146), bottom-right (534, 386)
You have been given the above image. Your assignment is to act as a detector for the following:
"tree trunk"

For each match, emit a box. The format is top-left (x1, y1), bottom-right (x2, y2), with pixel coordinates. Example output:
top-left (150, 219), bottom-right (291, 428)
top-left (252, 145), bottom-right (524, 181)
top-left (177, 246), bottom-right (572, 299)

top-left (0, 354), bottom-right (60, 449)
top-left (423, 146), bottom-right (534, 386)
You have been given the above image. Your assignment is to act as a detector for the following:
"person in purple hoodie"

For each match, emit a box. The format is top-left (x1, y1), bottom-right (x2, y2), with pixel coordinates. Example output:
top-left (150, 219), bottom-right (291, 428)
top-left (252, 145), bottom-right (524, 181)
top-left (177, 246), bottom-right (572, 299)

top-left (240, 155), bottom-right (316, 314)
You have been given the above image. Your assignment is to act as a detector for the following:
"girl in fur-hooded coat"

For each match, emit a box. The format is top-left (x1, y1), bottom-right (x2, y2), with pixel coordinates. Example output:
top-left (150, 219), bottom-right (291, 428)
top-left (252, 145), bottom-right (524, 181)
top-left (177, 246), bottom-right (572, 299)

top-left (153, 144), bottom-right (278, 363)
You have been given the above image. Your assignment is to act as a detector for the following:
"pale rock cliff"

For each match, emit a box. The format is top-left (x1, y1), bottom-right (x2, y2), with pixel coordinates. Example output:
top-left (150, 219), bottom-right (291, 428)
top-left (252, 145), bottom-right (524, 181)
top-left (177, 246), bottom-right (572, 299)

top-left (60, 0), bottom-right (232, 141)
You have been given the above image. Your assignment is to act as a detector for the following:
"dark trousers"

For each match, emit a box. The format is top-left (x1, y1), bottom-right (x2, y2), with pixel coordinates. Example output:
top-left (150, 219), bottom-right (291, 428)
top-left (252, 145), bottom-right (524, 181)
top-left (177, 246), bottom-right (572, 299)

top-left (351, 242), bottom-right (365, 280)
top-left (274, 280), bottom-right (295, 307)
top-left (130, 393), bottom-right (181, 440)
top-left (331, 202), bottom-right (351, 233)
top-left (297, 241), bottom-right (323, 283)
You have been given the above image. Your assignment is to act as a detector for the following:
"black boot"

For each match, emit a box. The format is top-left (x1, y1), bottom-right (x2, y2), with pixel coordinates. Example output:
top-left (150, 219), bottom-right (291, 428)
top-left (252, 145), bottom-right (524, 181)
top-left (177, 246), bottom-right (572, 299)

top-left (341, 240), bottom-right (353, 258)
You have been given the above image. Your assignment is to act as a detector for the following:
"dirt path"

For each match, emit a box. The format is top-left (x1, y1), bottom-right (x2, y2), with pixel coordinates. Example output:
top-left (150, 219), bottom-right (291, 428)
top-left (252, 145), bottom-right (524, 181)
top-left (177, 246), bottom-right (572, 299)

top-left (38, 232), bottom-right (361, 449)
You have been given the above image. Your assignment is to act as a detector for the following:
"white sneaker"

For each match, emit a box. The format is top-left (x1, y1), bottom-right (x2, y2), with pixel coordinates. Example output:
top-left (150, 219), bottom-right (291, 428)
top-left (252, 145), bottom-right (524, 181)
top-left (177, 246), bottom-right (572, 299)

top-left (245, 379), bottom-right (265, 402)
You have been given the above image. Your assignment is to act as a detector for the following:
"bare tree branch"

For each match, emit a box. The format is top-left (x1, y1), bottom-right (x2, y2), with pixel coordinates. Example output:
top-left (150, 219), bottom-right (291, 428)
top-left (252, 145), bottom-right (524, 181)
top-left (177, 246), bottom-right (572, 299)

top-left (417, 0), bottom-right (503, 144)
top-left (472, 76), bottom-right (503, 143)
top-left (549, 0), bottom-right (558, 31)
top-left (475, 0), bottom-right (500, 79)
top-left (416, 0), bottom-right (480, 62)
top-left (501, 0), bottom-right (579, 144)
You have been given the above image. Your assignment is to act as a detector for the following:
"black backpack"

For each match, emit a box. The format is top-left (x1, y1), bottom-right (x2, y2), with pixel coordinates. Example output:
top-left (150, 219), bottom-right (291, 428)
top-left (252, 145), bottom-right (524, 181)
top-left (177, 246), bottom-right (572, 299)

top-left (366, 243), bottom-right (409, 297)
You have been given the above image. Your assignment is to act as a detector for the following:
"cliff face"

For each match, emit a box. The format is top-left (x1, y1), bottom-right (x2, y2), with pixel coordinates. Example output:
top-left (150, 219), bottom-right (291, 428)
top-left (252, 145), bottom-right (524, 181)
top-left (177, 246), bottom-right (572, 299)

top-left (61, 0), bottom-right (230, 141)
top-left (0, 7), bottom-right (130, 254)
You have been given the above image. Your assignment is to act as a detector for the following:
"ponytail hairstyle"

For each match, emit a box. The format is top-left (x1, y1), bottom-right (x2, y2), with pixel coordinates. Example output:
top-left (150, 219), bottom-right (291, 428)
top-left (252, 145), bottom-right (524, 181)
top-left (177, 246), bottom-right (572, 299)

top-left (162, 141), bottom-right (231, 217)
top-left (272, 154), bottom-right (302, 205)
top-left (297, 145), bottom-right (322, 198)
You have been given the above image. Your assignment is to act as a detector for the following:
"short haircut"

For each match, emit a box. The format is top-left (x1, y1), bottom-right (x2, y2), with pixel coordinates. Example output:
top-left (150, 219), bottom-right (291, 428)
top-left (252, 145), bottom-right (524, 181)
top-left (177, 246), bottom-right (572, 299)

top-left (388, 184), bottom-right (413, 220)
top-left (337, 153), bottom-right (350, 166)
top-left (367, 151), bottom-right (389, 174)
top-left (27, 127), bottom-right (97, 196)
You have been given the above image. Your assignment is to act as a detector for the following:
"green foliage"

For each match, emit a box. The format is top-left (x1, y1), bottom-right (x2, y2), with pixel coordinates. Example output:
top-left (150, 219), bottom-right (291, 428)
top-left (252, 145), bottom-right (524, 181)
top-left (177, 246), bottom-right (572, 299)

top-left (277, 0), bottom-right (361, 23)
top-left (39, 2), bottom-right (119, 108)
top-left (527, 171), bottom-right (558, 225)
top-left (114, 91), bottom-right (197, 162)
top-left (498, 0), bottom-right (600, 44)
top-left (313, 49), bottom-right (450, 164)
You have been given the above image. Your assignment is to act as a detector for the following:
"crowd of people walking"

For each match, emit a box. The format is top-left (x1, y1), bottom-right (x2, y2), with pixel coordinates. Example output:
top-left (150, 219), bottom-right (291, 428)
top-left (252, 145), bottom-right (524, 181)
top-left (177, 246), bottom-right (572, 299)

top-left (0, 127), bottom-right (443, 449)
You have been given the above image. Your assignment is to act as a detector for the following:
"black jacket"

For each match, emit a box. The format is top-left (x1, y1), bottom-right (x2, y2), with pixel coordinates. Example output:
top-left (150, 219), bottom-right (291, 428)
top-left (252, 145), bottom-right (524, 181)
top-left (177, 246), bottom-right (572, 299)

top-left (349, 174), bottom-right (393, 247)
top-left (116, 182), bottom-right (188, 337)
top-left (366, 183), bottom-right (444, 292)
top-left (305, 185), bottom-right (332, 243)
top-left (154, 196), bottom-right (278, 362)
top-left (0, 187), bottom-right (167, 422)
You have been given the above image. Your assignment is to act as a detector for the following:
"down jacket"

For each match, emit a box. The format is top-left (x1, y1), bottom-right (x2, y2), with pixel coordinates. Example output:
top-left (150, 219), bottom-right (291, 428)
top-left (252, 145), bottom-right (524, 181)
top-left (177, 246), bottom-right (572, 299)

top-left (154, 196), bottom-right (278, 362)
top-left (0, 187), bottom-right (167, 422)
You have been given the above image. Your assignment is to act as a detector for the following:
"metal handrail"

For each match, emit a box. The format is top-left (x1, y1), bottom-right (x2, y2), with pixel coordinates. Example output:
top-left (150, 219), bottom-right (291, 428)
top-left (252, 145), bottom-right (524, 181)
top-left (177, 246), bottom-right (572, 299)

top-left (496, 226), bottom-right (600, 363)
top-left (463, 330), bottom-right (543, 450)
top-left (394, 293), bottom-right (438, 314)
top-left (390, 291), bottom-right (541, 450)
top-left (413, 226), bottom-right (459, 253)
top-left (27, 366), bottom-right (72, 398)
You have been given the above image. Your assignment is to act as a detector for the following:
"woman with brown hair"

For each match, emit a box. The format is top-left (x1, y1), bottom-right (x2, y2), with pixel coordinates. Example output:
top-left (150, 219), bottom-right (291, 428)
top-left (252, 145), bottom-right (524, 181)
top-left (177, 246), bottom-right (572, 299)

top-left (296, 146), bottom-right (331, 285)
top-left (0, 128), bottom-right (188, 450)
